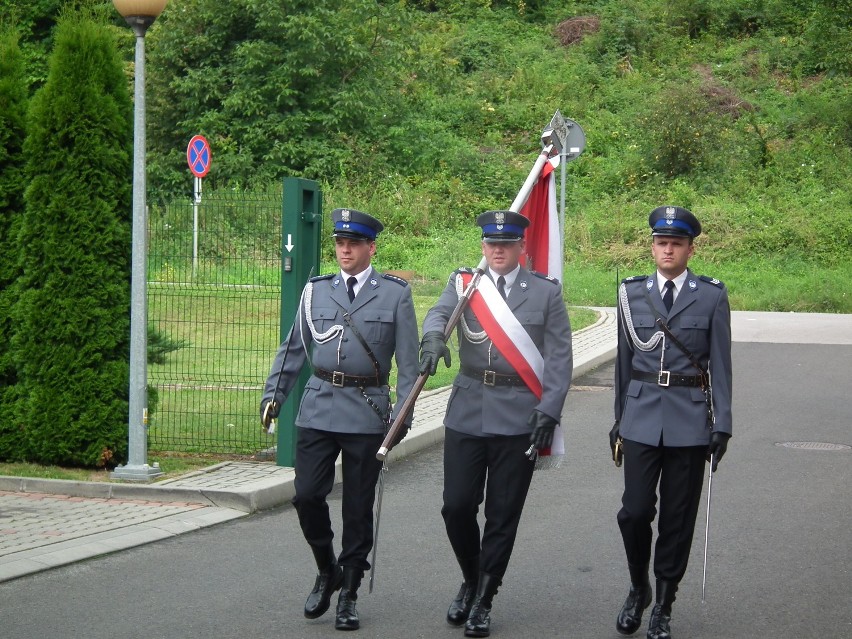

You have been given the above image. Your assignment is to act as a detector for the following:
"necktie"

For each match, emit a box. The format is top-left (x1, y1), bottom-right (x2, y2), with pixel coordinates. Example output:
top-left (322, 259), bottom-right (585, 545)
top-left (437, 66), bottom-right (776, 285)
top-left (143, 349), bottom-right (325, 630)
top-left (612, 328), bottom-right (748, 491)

top-left (662, 279), bottom-right (674, 312)
top-left (347, 276), bottom-right (357, 303)
top-left (497, 276), bottom-right (507, 301)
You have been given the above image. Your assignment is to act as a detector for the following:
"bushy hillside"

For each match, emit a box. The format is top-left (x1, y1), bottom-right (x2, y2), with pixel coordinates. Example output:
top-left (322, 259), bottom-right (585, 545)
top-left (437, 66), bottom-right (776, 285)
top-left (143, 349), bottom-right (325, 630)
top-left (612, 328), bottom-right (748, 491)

top-left (5, 0), bottom-right (849, 311)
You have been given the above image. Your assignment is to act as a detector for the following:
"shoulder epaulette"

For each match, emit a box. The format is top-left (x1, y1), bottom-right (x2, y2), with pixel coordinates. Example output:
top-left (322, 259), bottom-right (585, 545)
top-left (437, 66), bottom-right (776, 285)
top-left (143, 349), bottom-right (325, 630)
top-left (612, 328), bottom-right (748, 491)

top-left (381, 273), bottom-right (409, 287)
top-left (621, 275), bottom-right (648, 283)
top-left (530, 271), bottom-right (559, 285)
top-left (310, 273), bottom-right (334, 282)
top-left (699, 275), bottom-right (724, 287)
top-left (449, 267), bottom-right (474, 283)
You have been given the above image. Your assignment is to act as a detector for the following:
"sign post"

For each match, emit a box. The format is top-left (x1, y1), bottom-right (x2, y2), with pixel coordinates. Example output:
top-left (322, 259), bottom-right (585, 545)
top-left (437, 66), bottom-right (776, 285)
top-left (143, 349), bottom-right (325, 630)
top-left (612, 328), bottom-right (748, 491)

top-left (540, 111), bottom-right (586, 253)
top-left (187, 135), bottom-right (211, 278)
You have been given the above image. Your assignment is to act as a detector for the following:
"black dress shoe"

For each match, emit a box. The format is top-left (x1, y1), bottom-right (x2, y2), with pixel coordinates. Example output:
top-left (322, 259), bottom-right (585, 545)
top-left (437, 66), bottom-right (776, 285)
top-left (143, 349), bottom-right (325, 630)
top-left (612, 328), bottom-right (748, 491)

top-left (464, 600), bottom-right (491, 638)
top-left (304, 563), bottom-right (343, 619)
top-left (335, 590), bottom-right (359, 631)
top-left (646, 603), bottom-right (672, 639)
top-left (334, 567), bottom-right (363, 631)
top-left (617, 583), bottom-right (652, 634)
top-left (447, 581), bottom-right (476, 626)
top-left (463, 572), bottom-right (501, 638)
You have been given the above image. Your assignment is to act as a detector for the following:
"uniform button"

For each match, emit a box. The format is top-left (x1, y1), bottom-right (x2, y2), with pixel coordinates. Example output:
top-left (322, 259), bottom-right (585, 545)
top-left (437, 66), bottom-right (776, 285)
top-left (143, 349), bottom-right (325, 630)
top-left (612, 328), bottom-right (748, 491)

top-left (340, 355), bottom-right (347, 360)
top-left (343, 338), bottom-right (349, 342)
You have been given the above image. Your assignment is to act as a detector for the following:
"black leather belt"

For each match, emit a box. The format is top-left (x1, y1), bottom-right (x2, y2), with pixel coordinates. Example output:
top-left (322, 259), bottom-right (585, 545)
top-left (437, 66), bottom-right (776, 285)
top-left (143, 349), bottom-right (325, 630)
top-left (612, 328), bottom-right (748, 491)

top-left (314, 368), bottom-right (388, 388)
top-left (460, 365), bottom-right (526, 387)
top-left (631, 369), bottom-right (705, 388)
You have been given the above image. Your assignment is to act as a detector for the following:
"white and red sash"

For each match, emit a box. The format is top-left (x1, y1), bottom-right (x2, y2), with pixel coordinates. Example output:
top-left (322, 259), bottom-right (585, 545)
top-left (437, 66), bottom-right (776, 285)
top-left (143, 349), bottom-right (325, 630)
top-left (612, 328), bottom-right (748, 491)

top-left (460, 271), bottom-right (543, 397)
top-left (459, 271), bottom-right (565, 468)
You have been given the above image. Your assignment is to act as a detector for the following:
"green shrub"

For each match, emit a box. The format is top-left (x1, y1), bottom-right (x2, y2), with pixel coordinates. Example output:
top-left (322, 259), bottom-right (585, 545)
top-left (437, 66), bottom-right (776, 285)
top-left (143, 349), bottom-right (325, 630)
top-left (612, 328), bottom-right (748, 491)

top-left (13, 10), bottom-right (132, 468)
top-left (0, 29), bottom-right (28, 459)
top-left (640, 80), bottom-right (727, 178)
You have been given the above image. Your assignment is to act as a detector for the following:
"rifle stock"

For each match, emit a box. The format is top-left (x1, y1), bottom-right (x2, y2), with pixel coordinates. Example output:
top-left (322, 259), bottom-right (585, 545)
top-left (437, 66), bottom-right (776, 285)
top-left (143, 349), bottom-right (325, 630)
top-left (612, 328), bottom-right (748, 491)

top-left (376, 263), bottom-right (485, 460)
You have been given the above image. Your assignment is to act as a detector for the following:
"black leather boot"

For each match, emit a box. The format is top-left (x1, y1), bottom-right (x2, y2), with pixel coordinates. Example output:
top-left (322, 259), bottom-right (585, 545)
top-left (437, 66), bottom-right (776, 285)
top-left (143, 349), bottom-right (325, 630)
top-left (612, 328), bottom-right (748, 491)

top-left (616, 562), bottom-right (652, 635)
top-left (447, 555), bottom-right (480, 626)
top-left (335, 567), bottom-right (363, 631)
top-left (304, 545), bottom-right (343, 619)
top-left (464, 572), bottom-right (501, 638)
top-left (646, 579), bottom-right (678, 639)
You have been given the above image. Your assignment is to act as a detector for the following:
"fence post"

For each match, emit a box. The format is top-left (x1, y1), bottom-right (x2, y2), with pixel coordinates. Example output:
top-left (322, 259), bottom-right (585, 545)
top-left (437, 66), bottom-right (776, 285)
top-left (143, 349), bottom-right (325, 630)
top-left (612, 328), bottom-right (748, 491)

top-left (277, 178), bottom-right (323, 467)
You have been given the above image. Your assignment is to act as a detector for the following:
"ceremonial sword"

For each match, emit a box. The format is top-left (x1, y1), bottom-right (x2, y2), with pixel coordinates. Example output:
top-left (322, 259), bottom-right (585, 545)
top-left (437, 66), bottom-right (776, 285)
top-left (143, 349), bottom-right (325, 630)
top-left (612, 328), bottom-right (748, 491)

top-left (369, 461), bottom-right (388, 593)
top-left (701, 453), bottom-right (715, 602)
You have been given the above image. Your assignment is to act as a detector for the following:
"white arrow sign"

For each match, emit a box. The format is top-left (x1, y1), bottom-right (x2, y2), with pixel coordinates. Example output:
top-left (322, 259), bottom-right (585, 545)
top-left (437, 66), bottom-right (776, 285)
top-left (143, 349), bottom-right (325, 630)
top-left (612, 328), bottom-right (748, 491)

top-left (285, 234), bottom-right (294, 252)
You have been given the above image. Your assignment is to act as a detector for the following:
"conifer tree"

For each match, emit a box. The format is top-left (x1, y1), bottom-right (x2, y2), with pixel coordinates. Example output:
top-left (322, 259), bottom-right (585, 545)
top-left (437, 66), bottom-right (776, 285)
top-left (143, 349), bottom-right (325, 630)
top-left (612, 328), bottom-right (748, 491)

top-left (0, 29), bottom-right (28, 459)
top-left (15, 10), bottom-right (132, 467)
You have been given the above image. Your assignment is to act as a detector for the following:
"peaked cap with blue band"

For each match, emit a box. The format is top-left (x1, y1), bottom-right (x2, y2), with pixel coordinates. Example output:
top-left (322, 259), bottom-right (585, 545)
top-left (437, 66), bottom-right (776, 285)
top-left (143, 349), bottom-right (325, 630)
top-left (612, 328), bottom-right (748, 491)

top-left (649, 205), bottom-right (702, 238)
top-left (476, 210), bottom-right (530, 242)
top-left (331, 208), bottom-right (384, 240)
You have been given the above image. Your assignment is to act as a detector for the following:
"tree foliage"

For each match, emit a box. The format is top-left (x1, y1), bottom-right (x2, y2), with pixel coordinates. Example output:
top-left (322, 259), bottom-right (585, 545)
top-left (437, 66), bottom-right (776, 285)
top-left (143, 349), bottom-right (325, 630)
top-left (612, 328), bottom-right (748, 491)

top-left (13, 10), bottom-right (132, 467)
top-left (146, 0), bottom-right (410, 197)
top-left (0, 29), bottom-right (28, 458)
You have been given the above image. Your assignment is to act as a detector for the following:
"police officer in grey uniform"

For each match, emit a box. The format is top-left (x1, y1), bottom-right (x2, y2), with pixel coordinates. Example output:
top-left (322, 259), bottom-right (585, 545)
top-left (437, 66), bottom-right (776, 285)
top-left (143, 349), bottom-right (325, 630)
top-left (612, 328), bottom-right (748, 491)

top-left (419, 211), bottom-right (573, 638)
top-left (610, 206), bottom-right (732, 639)
top-left (260, 208), bottom-right (419, 631)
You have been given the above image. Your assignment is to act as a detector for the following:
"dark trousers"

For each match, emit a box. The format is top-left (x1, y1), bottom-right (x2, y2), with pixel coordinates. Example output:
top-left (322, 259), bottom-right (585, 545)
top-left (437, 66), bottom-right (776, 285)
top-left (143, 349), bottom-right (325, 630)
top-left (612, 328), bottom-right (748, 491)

top-left (617, 438), bottom-right (707, 583)
top-left (442, 427), bottom-right (535, 577)
top-left (292, 427), bottom-right (384, 571)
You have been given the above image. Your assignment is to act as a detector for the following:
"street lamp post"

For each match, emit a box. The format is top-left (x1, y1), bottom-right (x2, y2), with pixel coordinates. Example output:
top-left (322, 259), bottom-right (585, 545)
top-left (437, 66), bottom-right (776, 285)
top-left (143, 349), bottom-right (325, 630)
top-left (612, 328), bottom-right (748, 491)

top-left (111, 0), bottom-right (169, 481)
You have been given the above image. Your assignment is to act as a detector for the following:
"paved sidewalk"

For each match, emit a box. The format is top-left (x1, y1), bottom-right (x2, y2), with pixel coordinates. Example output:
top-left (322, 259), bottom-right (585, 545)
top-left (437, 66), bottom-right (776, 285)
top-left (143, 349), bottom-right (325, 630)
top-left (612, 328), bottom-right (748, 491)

top-left (0, 308), bottom-right (617, 583)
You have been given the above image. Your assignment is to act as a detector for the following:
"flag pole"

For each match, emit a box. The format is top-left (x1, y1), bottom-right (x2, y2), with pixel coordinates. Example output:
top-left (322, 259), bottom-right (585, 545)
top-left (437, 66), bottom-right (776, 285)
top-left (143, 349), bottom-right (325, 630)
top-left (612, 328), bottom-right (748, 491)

top-left (509, 144), bottom-right (554, 213)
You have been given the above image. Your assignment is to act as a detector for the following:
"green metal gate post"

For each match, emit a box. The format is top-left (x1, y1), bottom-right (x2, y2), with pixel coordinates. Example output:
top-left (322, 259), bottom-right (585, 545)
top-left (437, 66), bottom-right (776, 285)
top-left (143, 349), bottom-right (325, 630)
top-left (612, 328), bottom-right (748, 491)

top-left (277, 178), bottom-right (322, 467)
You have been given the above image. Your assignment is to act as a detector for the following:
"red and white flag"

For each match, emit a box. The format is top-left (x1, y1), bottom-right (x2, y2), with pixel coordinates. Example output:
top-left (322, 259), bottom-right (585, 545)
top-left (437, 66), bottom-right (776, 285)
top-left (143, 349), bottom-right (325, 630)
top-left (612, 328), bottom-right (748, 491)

top-left (521, 155), bottom-right (562, 282)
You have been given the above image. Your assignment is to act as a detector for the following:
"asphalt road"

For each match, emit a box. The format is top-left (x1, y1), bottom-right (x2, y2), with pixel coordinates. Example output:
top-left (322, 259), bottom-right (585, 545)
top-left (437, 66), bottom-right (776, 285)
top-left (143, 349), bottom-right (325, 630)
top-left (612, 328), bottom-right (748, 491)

top-left (1, 342), bottom-right (850, 639)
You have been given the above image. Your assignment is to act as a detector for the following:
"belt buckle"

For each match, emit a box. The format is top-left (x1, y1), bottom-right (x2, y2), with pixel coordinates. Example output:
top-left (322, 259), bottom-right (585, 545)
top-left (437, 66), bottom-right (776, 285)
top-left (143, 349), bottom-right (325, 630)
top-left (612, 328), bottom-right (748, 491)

top-left (658, 370), bottom-right (670, 387)
top-left (483, 370), bottom-right (497, 386)
top-left (332, 371), bottom-right (345, 387)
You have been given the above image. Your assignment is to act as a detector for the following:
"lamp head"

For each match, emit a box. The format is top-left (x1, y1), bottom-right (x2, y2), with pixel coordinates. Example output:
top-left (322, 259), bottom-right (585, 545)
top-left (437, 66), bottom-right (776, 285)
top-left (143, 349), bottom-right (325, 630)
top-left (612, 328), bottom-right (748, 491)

top-left (113, 0), bottom-right (168, 33)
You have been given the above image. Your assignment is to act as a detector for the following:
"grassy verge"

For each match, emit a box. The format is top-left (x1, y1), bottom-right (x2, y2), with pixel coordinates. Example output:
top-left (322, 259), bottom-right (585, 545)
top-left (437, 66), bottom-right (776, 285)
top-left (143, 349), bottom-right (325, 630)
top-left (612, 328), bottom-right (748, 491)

top-left (1, 294), bottom-right (599, 482)
top-left (0, 453), bottom-right (232, 483)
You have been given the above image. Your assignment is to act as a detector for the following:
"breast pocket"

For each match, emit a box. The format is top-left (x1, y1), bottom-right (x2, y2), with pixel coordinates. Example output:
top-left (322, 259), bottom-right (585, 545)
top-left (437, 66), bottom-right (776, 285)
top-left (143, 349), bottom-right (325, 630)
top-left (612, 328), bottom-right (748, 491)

top-left (364, 309), bottom-right (394, 344)
top-left (631, 313), bottom-right (657, 339)
top-left (679, 315), bottom-right (710, 350)
top-left (312, 306), bottom-right (340, 332)
top-left (516, 310), bottom-right (545, 342)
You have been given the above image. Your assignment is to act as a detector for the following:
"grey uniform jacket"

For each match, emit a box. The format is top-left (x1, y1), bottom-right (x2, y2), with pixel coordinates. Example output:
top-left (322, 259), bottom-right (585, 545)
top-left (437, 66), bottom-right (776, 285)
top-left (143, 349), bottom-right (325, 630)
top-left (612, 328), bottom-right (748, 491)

top-left (422, 267), bottom-right (573, 437)
top-left (614, 269), bottom-right (733, 447)
top-left (261, 269), bottom-right (420, 435)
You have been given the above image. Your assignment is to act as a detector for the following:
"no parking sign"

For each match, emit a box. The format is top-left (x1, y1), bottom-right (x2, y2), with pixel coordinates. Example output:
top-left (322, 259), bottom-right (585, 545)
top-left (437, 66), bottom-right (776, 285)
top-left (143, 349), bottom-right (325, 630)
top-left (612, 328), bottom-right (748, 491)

top-left (187, 135), bottom-right (211, 177)
top-left (187, 135), bottom-right (210, 276)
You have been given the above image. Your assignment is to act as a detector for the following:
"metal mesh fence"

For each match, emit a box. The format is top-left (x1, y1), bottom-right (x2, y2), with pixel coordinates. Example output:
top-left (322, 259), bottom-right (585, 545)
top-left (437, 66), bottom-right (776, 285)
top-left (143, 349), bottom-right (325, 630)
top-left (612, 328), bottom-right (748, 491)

top-left (147, 188), bottom-right (282, 455)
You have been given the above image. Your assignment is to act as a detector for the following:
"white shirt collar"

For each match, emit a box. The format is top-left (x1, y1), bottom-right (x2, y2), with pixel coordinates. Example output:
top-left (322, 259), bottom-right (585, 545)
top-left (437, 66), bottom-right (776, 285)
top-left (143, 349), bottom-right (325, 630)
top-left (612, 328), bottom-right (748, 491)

top-left (657, 269), bottom-right (688, 294)
top-left (340, 266), bottom-right (372, 295)
top-left (488, 265), bottom-right (520, 292)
